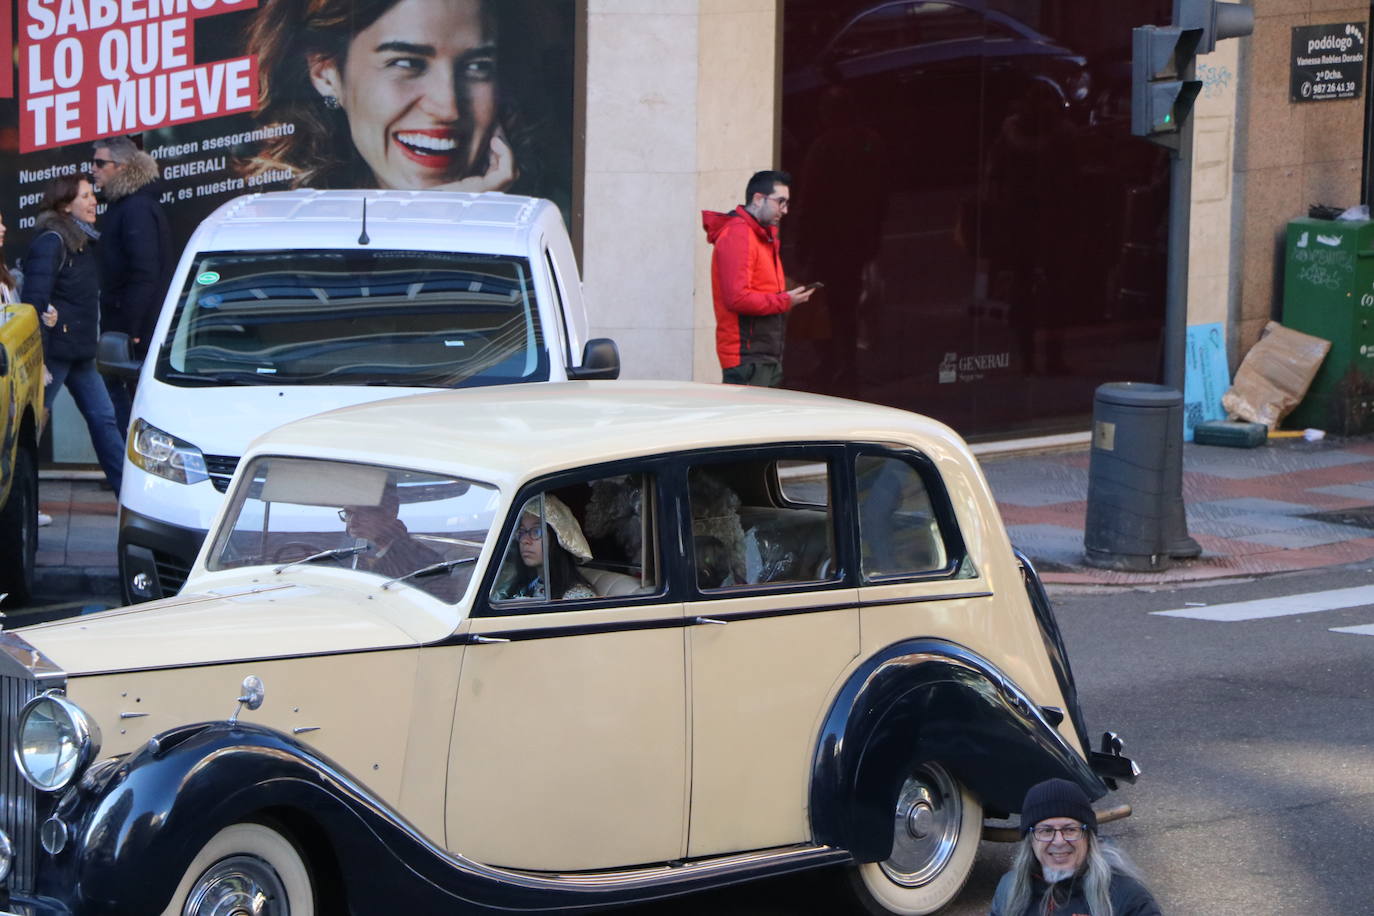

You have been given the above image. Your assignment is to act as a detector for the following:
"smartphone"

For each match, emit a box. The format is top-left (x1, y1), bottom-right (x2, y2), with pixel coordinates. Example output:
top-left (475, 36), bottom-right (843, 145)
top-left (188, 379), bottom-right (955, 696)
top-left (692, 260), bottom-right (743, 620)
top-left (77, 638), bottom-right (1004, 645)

top-left (804, 281), bottom-right (825, 291)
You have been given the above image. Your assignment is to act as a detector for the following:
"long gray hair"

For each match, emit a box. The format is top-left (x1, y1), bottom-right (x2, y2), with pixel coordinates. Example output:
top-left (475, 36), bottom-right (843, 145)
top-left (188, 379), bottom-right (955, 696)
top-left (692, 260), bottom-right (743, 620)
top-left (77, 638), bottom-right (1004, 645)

top-left (1002, 829), bottom-right (1145, 916)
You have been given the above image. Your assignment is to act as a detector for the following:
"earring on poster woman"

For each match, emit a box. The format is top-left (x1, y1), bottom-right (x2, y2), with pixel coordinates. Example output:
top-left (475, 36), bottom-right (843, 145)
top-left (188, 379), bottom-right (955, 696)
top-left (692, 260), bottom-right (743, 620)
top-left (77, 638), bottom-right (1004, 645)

top-left (322, 95), bottom-right (342, 110)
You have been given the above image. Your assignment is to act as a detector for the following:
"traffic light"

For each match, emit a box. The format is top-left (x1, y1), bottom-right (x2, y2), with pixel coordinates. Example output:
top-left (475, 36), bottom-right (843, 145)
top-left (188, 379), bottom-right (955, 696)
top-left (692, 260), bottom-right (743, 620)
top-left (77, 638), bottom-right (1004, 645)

top-left (1131, 1), bottom-right (1254, 149)
top-left (1131, 25), bottom-right (1202, 148)
top-left (1178, 0), bottom-right (1255, 54)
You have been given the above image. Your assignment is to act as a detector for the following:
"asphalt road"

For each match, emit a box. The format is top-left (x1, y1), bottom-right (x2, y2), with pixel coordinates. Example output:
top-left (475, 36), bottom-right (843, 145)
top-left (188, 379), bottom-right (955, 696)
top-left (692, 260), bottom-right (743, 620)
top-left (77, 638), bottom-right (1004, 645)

top-left (616, 562), bottom-right (1374, 915)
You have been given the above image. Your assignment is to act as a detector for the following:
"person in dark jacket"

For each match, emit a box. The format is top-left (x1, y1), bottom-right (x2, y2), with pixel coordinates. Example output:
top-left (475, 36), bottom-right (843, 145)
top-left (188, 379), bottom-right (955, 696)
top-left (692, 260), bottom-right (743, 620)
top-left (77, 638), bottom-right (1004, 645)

top-left (25, 175), bottom-right (124, 495)
top-left (91, 135), bottom-right (173, 434)
top-left (990, 778), bottom-right (1161, 916)
top-left (702, 170), bottom-right (815, 387)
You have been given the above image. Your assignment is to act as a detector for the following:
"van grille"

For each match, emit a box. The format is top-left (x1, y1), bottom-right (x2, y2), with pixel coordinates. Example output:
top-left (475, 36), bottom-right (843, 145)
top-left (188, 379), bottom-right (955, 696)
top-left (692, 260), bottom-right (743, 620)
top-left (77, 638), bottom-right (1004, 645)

top-left (154, 551), bottom-right (193, 596)
top-left (204, 454), bottom-right (240, 494)
top-left (0, 673), bottom-right (40, 893)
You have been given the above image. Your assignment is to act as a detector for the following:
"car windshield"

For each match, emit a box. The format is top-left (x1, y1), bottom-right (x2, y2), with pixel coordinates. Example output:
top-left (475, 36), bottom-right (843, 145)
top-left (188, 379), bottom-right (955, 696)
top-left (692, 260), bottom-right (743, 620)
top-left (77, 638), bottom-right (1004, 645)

top-left (156, 249), bottom-right (550, 388)
top-left (207, 456), bottom-right (500, 602)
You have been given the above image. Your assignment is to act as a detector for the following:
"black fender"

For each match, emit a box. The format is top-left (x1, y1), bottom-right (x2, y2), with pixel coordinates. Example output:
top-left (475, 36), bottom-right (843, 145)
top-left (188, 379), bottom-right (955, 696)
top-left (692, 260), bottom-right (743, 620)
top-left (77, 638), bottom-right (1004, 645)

top-left (47, 721), bottom-right (544, 913)
top-left (34, 722), bottom-right (845, 914)
top-left (809, 638), bottom-right (1108, 863)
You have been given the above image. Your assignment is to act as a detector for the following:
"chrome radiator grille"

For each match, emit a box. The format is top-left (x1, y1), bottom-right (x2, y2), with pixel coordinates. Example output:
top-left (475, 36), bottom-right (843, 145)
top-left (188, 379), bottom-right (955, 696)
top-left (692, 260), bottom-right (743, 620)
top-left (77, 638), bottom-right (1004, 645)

top-left (0, 673), bottom-right (39, 894)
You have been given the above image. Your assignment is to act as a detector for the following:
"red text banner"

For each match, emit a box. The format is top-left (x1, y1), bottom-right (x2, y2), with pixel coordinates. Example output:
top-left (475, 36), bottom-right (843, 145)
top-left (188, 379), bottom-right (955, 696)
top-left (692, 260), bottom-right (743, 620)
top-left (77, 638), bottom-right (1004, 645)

top-left (20, 0), bottom-right (260, 151)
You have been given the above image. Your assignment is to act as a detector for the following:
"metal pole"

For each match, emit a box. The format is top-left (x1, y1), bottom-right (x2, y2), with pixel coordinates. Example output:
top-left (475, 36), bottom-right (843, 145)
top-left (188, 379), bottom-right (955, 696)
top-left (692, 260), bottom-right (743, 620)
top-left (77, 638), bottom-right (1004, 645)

top-left (1162, 59), bottom-right (1194, 393)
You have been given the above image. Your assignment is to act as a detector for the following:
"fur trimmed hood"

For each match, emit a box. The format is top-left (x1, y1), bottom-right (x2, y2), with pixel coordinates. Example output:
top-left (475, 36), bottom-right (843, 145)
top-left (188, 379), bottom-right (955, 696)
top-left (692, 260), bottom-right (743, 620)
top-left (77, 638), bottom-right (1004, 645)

top-left (35, 209), bottom-right (93, 252)
top-left (102, 150), bottom-right (160, 202)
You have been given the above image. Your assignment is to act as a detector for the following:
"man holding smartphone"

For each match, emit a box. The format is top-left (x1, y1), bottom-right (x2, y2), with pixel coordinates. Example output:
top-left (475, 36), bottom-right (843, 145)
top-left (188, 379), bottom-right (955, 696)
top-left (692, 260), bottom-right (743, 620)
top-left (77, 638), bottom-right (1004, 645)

top-left (702, 170), bottom-right (815, 387)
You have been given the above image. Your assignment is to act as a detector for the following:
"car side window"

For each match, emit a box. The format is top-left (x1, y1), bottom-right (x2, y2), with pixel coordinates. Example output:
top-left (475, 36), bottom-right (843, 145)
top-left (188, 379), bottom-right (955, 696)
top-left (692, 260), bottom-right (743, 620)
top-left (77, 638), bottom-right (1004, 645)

top-left (910, 2), bottom-right (985, 44)
top-left (689, 456), bottom-right (838, 590)
top-left (856, 454), bottom-right (950, 580)
top-left (487, 472), bottom-right (658, 610)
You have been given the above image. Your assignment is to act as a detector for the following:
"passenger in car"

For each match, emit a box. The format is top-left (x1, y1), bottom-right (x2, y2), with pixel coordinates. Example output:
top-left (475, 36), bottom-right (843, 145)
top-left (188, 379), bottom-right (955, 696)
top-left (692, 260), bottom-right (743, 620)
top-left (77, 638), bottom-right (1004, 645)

top-left (341, 485), bottom-right (442, 580)
top-left (689, 469), bottom-right (747, 585)
top-left (583, 475), bottom-right (643, 568)
top-left (694, 535), bottom-right (737, 590)
top-left (494, 495), bottom-right (595, 601)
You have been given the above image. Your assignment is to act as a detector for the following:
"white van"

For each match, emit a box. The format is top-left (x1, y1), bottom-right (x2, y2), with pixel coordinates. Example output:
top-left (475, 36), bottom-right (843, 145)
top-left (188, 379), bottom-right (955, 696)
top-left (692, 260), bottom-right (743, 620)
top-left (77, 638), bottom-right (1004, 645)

top-left (99, 189), bottom-right (618, 603)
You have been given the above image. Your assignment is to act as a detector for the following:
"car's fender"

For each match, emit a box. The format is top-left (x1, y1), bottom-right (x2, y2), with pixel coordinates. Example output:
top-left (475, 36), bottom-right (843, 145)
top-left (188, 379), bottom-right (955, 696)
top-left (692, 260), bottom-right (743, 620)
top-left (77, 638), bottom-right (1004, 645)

top-left (48, 721), bottom-right (841, 914)
top-left (809, 638), bottom-right (1108, 863)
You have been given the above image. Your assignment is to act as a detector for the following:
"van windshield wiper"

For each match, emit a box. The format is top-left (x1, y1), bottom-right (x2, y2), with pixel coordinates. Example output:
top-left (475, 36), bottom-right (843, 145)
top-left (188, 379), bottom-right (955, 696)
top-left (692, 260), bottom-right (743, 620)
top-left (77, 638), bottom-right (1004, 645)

top-left (159, 369), bottom-right (256, 386)
top-left (274, 544), bottom-right (370, 574)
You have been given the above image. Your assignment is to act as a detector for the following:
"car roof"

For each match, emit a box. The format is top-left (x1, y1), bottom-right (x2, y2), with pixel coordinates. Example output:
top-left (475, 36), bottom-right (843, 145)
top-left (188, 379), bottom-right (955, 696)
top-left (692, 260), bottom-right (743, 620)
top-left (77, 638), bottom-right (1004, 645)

top-left (244, 381), bottom-right (972, 490)
top-left (191, 189), bottom-right (553, 254)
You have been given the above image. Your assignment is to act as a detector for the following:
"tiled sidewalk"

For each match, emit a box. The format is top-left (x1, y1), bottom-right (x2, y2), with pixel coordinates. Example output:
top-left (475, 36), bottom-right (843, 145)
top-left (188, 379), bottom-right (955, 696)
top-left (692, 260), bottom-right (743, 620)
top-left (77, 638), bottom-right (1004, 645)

top-left (983, 437), bottom-right (1374, 585)
top-left (36, 476), bottom-right (120, 599)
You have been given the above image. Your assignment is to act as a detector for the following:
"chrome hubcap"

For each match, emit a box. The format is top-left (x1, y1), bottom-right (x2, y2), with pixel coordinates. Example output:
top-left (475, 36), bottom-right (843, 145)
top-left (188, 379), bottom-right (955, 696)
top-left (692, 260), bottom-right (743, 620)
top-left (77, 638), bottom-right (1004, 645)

top-left (184, 855), bottom-right (287, 916)
top-left (880, 764), bottom-right (962, 888)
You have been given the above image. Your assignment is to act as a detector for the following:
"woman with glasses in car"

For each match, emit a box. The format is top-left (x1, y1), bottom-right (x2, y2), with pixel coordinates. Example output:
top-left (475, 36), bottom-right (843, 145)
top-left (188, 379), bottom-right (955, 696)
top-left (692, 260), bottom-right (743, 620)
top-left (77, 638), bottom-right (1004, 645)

top-left (495, 494), bottom-right (595, 601)
top-left (991, 778), bottom-right (1161, 916)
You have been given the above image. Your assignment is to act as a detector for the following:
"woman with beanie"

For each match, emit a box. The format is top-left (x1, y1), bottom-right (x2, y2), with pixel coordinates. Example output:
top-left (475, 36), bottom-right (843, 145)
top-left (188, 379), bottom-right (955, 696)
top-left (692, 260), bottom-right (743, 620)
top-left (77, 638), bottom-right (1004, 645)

top-left (23, 175), bottom-right (124, 495)
top-left (990, 778), bottom-right (1161, 916)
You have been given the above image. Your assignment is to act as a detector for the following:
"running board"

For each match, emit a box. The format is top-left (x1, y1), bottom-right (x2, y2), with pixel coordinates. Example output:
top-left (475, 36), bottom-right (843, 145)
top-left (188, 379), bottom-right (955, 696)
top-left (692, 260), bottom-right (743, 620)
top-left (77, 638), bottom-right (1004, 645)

top-left (502, 843), bottom-right (852, 891)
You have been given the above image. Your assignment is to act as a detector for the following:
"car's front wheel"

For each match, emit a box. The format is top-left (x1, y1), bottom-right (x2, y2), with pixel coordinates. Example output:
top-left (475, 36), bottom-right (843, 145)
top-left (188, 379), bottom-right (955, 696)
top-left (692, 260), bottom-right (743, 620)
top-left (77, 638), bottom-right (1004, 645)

top-left (161, 822), bottom-right (316, 916)
top-left (847, 762), bottom-right (982, 915)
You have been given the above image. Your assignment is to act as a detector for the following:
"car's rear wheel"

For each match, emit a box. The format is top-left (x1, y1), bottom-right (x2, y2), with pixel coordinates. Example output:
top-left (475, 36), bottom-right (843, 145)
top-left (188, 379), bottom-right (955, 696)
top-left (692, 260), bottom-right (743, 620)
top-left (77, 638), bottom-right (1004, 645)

top-left (0, 447), bottom-right (38, 606)
top-left (847, 762), bottom-right (982, 915)
top-left (161, 822), bottom-right (315, 916)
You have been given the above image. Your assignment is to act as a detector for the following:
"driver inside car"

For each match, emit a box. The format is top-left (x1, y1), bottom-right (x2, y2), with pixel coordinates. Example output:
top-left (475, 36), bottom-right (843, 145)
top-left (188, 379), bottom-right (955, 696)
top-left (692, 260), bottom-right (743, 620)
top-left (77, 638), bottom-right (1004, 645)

top-left (340, 483), bottom-right (442, 579)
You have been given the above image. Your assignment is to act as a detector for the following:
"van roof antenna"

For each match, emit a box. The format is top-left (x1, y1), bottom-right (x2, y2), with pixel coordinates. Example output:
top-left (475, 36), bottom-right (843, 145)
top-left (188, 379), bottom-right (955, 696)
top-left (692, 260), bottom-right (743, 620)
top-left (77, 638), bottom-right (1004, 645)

top-left (358, 198), bottom-right (371, 245)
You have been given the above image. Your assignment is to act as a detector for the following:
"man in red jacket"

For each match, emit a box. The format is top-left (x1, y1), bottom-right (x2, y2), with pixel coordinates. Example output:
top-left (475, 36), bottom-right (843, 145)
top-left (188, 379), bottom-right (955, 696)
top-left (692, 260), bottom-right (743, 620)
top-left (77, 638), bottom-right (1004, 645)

top-left (703, 170), bottom-right (815, 386)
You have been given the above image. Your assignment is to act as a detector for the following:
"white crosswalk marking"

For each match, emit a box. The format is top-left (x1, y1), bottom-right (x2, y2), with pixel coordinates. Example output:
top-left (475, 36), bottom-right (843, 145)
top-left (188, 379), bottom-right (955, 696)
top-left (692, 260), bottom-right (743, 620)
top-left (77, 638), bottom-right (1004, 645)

top-left (1330, 624), bottom-right (1374, 637)
top-left (1152, 585), bottom-right (1374, 621)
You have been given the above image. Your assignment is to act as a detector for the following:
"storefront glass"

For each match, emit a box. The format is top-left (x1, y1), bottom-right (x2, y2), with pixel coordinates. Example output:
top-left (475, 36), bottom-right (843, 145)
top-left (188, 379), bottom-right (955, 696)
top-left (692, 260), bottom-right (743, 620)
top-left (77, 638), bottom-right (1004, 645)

top-left (781, 0), bottom-right (1172, 439)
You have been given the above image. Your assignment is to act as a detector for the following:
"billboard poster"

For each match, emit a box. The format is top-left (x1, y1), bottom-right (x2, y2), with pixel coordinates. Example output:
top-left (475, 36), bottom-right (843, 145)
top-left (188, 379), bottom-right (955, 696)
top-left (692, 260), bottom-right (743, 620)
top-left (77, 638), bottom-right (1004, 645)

top-left (1, 0), bottom-right (576, 252)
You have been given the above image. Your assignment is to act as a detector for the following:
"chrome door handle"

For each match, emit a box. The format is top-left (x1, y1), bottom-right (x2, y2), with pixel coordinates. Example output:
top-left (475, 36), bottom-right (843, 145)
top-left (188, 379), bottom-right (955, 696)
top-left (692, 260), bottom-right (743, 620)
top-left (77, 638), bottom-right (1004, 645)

top-left (693, 616), bottom-right (728, 626)
top-left (470, 635), bottom-right (511, 644)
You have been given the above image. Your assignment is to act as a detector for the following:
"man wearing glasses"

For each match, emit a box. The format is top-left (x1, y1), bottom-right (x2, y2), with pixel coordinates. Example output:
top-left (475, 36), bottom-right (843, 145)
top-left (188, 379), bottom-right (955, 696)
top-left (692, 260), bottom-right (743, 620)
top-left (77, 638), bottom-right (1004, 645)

top-left (90, 135), bottom-right (174, 434)
top-left (990, 778), bottom-right (1162, 915)
top-left (702, 169), bottom-right (815, 387)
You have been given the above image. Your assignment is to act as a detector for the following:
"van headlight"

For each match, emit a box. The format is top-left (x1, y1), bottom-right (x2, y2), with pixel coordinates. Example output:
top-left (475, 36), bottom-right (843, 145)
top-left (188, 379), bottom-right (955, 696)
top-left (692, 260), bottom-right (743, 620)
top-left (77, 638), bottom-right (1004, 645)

top-left (129, 419), bottom-right (209, 485)
top-left (14, 693), bottom-right (102, 792)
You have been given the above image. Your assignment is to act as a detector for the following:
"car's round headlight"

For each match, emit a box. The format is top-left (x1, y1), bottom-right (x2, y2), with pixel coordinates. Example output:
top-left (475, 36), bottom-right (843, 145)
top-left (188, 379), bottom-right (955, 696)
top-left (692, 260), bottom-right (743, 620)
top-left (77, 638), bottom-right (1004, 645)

top-left (13, 693), bottom-right (101, 792)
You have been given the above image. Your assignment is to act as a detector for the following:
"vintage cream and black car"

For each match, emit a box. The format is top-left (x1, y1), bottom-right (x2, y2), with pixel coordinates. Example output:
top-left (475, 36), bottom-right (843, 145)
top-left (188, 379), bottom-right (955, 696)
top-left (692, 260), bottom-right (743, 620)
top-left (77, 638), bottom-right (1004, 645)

top-left (0, 382), bottom-right (1136, 915)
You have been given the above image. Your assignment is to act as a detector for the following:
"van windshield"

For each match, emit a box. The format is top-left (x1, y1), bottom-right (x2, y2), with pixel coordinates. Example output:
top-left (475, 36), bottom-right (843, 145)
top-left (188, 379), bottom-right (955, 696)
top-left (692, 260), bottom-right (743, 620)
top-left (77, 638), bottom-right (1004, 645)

top-left (155, 249), bottom-right (550, 387)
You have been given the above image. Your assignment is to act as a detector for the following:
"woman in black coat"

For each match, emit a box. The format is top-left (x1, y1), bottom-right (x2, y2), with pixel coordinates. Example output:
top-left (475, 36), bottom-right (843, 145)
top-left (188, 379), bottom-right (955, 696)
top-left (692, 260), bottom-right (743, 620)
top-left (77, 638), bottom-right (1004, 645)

top-left (24, 175), bottom-right (124, 495)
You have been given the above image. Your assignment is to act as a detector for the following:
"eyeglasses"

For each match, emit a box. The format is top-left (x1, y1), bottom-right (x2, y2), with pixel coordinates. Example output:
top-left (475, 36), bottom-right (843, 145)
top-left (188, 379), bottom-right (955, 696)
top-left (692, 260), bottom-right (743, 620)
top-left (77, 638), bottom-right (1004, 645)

top-left (766, 195), bottom-right (790, 210)
top-left (91, 158), bottom-right (116, 169)
top-left (1031, 824), bottom-right (1085, 843)
top-left (515, 525), bottom-right (543, 541)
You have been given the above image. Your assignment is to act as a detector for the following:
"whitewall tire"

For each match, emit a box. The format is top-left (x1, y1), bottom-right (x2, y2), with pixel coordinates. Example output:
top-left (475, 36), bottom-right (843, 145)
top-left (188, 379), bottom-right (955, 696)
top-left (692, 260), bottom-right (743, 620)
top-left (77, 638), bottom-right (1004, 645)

top-left (847, 762), bottom-right (982, 915)
top-left (160, 822), bottom-right (316, 916)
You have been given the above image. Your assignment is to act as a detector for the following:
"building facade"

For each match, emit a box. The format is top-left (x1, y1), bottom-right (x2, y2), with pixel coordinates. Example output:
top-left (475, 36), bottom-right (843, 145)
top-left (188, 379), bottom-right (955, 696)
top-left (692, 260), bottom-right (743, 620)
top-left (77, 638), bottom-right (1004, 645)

top-left (19, 0), bottom-right (1372, 459)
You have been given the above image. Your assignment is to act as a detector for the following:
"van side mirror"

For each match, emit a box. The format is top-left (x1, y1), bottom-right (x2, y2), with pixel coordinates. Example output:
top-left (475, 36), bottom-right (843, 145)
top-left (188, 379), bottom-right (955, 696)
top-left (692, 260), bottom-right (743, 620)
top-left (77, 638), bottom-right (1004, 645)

top-left (567, 337), bottom-right (620, 381)
top-left (96, 332), bottom-right (141, 380)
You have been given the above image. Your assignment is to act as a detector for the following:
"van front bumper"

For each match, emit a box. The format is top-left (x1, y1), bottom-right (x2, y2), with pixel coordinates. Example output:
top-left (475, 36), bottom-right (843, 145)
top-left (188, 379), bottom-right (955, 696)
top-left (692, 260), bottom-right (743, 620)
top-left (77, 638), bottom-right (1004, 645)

top-left (117, 507), bottom-right (207, 602)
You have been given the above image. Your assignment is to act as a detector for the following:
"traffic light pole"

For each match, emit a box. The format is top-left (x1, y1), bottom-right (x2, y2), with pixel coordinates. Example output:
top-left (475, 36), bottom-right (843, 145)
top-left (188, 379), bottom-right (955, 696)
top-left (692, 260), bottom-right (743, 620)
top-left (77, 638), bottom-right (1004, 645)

top-left (1162, 59), bottom-right (1194, 395)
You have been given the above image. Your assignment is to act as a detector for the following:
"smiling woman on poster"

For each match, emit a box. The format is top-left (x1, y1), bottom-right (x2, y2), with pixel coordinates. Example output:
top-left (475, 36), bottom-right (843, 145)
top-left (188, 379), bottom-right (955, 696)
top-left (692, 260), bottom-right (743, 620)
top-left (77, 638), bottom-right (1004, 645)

top-left (242, 0), bottom-right (565, 200)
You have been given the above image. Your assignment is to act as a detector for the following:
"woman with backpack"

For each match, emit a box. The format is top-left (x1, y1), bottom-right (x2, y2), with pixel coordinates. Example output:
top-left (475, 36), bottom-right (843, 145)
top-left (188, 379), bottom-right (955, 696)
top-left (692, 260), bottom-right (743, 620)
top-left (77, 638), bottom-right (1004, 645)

top-left (24, 175), bottom-right (124, 495)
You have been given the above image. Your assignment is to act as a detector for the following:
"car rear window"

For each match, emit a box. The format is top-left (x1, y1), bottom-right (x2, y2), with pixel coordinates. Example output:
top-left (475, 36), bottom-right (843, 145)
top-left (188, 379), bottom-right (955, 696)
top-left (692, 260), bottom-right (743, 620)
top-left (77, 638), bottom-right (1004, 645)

top-left (156, 249), bottom-right (550, 388)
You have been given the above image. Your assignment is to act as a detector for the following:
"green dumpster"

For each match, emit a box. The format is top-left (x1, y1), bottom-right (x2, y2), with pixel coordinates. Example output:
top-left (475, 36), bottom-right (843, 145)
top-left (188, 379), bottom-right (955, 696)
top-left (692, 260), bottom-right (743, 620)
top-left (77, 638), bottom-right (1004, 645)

top-left (1282, 217), bottom-right (1374, 434)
